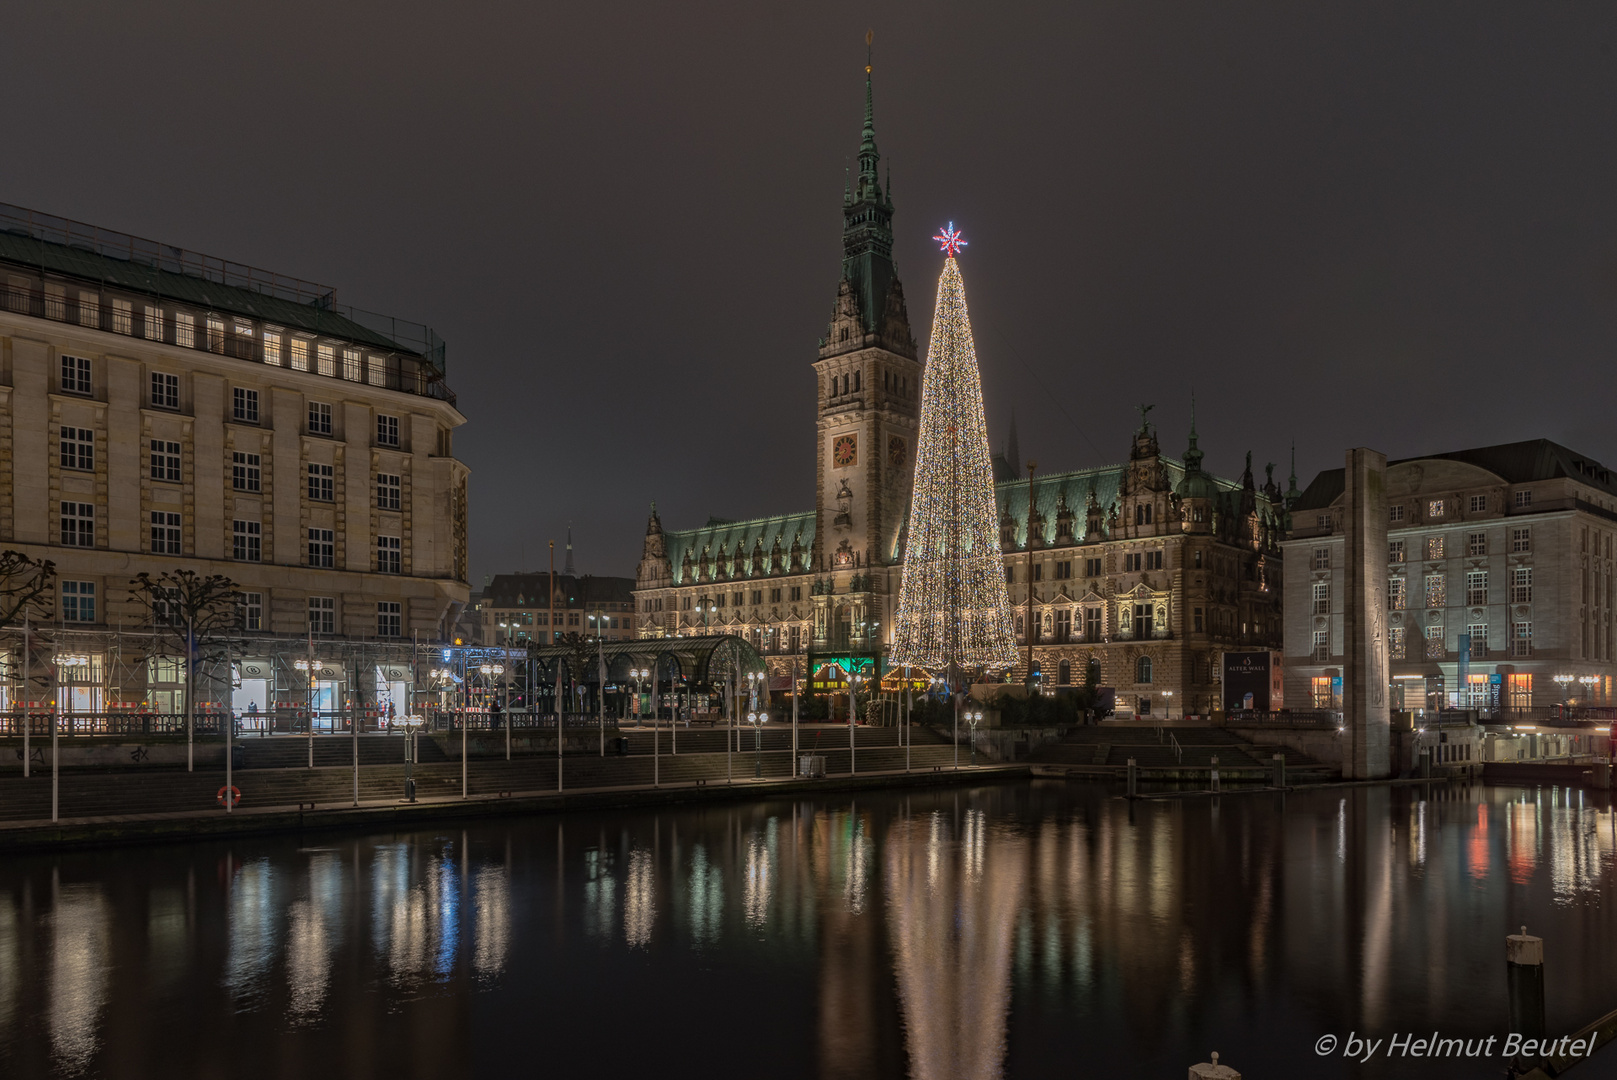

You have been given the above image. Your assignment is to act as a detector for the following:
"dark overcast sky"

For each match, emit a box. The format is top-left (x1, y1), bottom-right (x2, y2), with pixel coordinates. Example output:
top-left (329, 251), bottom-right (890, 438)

top-left (7, 2), bottom-right (1617, 581)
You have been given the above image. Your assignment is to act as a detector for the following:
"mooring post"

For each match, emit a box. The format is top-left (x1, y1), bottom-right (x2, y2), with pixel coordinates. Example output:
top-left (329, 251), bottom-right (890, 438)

top-left (1188, 1050), bottom-right (1241, 1079)
top-left (1126, 757), bottom-right (1138, 798)
top-left (1272, 753), bottom-right (1286, 789)
top-left (1507, 925), bottom-right (1545, 1046)
top-left (1419, 747), bottom-right (1432, 779)
top-left (1210, 754), bottom-right (1219, 793)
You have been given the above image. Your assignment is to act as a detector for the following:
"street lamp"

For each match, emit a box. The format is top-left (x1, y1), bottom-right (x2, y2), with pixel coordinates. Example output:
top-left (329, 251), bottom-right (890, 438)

top-left (747, 708), bottom-right (765, 778)
top-left (1554, 673), bottom-right (1574, 708)
top-left (966, 708), bottom-right (984, 765)
top-left (294, 656), bottom-right (318, 768)
top-left (1161, 689), bottom-right (1174, 721)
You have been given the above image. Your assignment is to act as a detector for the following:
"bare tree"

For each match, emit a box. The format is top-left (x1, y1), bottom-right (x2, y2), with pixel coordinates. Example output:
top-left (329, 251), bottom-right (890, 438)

top-left (128, 570), bottom-right (241, 772)
top-left (0, 551), bottom-right (55, 631)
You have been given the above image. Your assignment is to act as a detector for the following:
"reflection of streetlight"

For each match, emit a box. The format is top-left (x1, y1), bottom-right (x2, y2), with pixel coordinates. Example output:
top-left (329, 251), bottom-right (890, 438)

top-left (848, 671), bottom-right (864, 776)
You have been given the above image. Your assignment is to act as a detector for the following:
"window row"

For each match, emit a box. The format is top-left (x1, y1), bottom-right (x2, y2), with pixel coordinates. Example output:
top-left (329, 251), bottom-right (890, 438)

top-left (47, 580), bottom-right (401, 637)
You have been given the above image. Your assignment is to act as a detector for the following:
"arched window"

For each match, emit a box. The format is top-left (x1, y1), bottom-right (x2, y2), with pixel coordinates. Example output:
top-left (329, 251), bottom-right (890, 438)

top-left (854, 370), bottom-right (861, 392)
top-left (1136, 655), bottom-right (1153, 684)
top-left (1058, 659), bottom-right (1071, 685)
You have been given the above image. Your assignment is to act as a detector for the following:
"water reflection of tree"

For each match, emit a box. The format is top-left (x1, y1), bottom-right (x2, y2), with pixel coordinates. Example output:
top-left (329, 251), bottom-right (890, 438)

top-left (885, 809), bottom-right (1028, 1080)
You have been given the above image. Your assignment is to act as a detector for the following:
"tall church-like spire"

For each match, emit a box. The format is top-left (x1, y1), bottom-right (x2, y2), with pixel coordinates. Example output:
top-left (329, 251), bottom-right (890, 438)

top-left (823, 31), bottom-right (913, 358)
top-left (564, 524), bottom-right (575, 576)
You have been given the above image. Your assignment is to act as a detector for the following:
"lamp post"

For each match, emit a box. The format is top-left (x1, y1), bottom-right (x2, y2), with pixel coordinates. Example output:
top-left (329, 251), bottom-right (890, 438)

top-left (1554, 673), bottom-right (1574, 711)
top-left (1161, 689), bottom-right (1174, 722)
top-left (497, 619), bottom-right (512, 760)
top-left (748, 708), bottom-right (765, 778)
top-left (967, 708), bottom-right (984, 765)
top-left (294, 656), bottom-right (317, 769)
top-left (848, 670), bottom-right (863, 776)
top-left (1578, 675), bottom-right (1598, 708)
top-left (588, 610), bottom-right (608, 756)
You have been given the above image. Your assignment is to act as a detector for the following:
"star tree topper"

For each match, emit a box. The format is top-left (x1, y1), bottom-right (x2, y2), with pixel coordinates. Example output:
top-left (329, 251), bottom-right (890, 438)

top-left (933, 222), bottom-right (967, 257)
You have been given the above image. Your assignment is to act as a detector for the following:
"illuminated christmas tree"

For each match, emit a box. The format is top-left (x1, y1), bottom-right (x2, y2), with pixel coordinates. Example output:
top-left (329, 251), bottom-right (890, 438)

top-left (889, 225), bottom-right (1017, 674)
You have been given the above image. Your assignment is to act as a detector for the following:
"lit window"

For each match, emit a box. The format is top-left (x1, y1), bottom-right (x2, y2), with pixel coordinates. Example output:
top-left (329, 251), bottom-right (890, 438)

top-left (1425, 624), bottom-right (1445, 658)
top-left (206, 317), bottom-right (225, 352)
top-left (1388, 577), bottom-right (1406, 610)
top-left (175, 312), bottom-right (194, 347)
top-left (1312, 629), bottom-right (1329, 661)
top-left (342, 348), bottom-right (362, 382)
top-left (144, 306), bottom-right (163, 340)
top-left (112, 298), bottom-right (133, 334)
top-left (317, 344), bottom-right (336, 376)
top-left (151, 511), bottom-right (181, 555)
top-left (367, 356), bottom-right (388, 387)
top-left (1389, 626), bottom-right (1406, 660)
top-left (1424, 573), bottom-right (1446, 608)
top-left (1312, 582), bottom-right (1330, 614)
top-left (232, 520), bottom-right (261, 562)
top-left (290, 339), bottom-right (310, 371)
top-left (1465, 570), bottom-right (1487, 606)
top-left (1426, 535), bottom-right (1445, 559)
top-left (1428, 499), bottom-right (1446, 519)
top-left (263, 332), bottom-right (282, 366)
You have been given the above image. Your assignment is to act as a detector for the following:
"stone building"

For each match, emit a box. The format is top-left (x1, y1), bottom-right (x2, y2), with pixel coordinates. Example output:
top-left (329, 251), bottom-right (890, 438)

top-left (477, 573), bottom-right (636, 648)
top-left (0, 201), bottom-right (468, 718)
top-left (633, 67), bottom-right (1287, 715)
top-left (1283, 440), bottom-right (1617, 714)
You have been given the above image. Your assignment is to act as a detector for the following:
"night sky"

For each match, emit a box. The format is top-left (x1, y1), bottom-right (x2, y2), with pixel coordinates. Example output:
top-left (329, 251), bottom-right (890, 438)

top-left (7, 3), bottom-right (1617, 582)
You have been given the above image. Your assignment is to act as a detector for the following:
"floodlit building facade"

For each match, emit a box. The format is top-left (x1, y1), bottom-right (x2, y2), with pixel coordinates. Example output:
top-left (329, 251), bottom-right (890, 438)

top-left (1283, 441), bottom-right (1617, 715)
top-left (0, 202), bottom-right (469, 722)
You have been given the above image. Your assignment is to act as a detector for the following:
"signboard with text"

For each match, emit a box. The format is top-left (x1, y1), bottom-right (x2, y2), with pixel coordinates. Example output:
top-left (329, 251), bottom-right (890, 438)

top-left (1222, 650), bottom-right (1284, 712)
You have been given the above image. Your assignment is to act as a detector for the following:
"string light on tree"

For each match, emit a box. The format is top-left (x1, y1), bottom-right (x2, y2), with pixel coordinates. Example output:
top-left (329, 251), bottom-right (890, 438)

top-left (889, 225), bottom-right (1017, 674)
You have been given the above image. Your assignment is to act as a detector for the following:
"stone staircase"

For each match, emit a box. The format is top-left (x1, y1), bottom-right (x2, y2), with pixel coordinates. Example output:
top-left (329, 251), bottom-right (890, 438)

top-left (1028, 726), bottom-right (1331, 774)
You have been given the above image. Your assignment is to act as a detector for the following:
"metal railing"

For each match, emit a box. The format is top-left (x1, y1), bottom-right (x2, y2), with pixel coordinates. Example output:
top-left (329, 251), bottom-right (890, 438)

top-left (0, 711), bottom-right (223, 736)
top-left (0, 278), bottom-right (454, 406)
top-left (1225, 709), bottom-right (1342, 728)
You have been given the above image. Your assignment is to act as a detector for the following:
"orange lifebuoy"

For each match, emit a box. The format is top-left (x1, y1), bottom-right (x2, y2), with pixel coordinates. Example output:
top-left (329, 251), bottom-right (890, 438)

top-left (217, 785), bottom-right (242, 807)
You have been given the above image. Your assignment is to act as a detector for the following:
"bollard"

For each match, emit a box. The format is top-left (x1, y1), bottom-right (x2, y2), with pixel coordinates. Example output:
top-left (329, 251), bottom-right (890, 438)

top-left (1189, 1050), bottom-right (1241, 1079)
top-left (1507, 925), bottom-right (1545, 1045)
top-left (1210, 755), bottom-right (1219, 793)
top-left (1126, 757), bottom-right (1138, 798)
top-left (1272, 753), bottom-right (1286, 789)
top-left (1419, 747), bottom-right (1431, 779)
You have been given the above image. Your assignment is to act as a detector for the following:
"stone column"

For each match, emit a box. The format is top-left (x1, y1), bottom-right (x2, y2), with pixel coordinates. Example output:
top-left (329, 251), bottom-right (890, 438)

top-left (1342, 448), bottom-right (1391, 778)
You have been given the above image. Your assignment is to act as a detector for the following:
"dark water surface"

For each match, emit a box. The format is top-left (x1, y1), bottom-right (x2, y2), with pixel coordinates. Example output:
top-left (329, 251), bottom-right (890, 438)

top-left (1, 779), bottom-right (1616, 1079)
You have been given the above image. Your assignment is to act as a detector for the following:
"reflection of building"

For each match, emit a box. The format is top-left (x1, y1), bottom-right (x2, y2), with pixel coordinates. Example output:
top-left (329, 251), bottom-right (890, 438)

top-left (632, 65), bottom-right (1286, 714)
top-left (0, 201), bottom-right (468, 718)
top-left (1284, 441), bottom-right (1617, 713)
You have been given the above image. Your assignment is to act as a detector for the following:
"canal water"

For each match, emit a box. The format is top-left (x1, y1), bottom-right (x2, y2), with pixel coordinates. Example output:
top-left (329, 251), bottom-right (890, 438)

top-left (1, 780), bottom-right (1616, 1079)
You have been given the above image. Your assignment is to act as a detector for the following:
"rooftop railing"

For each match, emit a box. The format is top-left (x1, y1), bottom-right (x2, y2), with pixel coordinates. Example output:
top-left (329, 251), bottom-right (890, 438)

top-left (0, 276), bottom-right (455, 407)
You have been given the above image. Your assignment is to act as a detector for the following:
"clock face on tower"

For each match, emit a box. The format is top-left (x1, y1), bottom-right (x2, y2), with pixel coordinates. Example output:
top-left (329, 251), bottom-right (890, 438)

top-left (888, 436), bottom-right (906, 467)
top-left (833, 434), bottom-right (857, 468)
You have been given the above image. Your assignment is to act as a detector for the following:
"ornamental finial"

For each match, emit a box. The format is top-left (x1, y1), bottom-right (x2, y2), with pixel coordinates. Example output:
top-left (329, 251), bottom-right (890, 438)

top-left (934, 222), bottom-right (966, 257)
